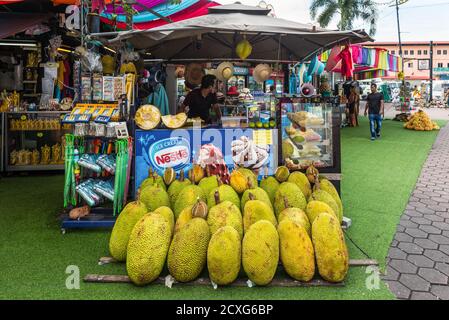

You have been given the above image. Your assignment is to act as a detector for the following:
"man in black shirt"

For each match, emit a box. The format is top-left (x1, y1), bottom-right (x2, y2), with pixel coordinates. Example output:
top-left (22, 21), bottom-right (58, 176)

top-left (181, 74), bottom-right (222, 124)
top-left (364, 83), bottom-right (384, 141)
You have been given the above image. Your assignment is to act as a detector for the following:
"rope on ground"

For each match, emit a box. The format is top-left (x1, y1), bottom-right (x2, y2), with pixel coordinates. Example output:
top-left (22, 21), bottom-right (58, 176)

top-left (343, 230), bottom-right (372, 260)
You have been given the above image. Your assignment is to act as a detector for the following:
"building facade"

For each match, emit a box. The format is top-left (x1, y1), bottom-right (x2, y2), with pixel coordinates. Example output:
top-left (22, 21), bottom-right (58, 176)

top-left (364, 41), bottom-right (449, 81)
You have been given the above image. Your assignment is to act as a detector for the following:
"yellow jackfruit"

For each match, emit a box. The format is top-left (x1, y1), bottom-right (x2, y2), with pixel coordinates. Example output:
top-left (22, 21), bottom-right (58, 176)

top-left (207, 226), bottom-right (241, 285)
top-left (139, 184), bottom-right (170, 212)
top-left (230, 168), bottom-right (257, 194)
top-left (317, 178), bottom-right (343, 222)
top-left (305, 200), bottom-right (337, 225)
top-left (309, 190), bottom-right (341, 224)
top-left (288, 171), bottom-right (312, 199)
top-left (312, 212), bottom-right (349, 283)
top-left (173, 185), bottom-right (206, 218)
top-left (242, 220), bottom-right (279, 286)
top-left (167, 218), bottom-right (211, 282)
top-left (109, 201), bottom-right (148, 262)
top-left (153, 206), bottom-right (175, 236)
top-left (243, 197), bottom-right (277, 234)
top-left (126, 214), bottom-right (171, 285)
top-left (198, 175), bottom-right (219, 198)
top-left (260, 176), bottom-right (280, 204)
top-left (241, 187), bottom-right (272, 211)
top-left (174, 205), bottom-right (194, 234)
top-left (278, 219), bottom-right (315, 282)
top-left (207, 185), bottom-right (240, 209)
top-left (273, 182), bottom-right (307, 218)
top-left (207, 200), bottom-right (243, 239)
top-left (167, 171), bottom-right (191, 204)
top-left (278, 207), bottom-right (311, 236)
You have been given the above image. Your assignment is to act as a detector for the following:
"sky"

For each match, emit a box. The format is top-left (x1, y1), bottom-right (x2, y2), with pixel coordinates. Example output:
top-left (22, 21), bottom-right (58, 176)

top-left (218, 0), bottom-right (449, 42)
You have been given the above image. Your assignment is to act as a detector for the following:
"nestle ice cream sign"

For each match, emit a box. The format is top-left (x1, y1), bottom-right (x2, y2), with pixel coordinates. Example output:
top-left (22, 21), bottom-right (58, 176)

top-left (149, 137), bottom-right (190, 171)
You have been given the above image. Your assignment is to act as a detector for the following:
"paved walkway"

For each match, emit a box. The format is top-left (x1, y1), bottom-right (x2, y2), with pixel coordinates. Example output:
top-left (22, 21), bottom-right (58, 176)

top-left (383, 124), bottom-right (449, 300)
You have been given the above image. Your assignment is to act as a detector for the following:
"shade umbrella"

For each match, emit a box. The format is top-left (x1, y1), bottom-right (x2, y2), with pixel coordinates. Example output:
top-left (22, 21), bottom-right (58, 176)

top-left (101, 4), bottom-right (372, 63)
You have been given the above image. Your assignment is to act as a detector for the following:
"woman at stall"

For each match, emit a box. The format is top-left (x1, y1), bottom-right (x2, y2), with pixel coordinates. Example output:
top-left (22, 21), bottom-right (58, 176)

top-left (348, 84), bottom-right (360, 127)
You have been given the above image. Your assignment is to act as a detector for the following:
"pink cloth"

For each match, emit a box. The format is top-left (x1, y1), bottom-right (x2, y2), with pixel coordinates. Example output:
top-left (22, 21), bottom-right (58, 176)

top-left (325, 45), bottom-right (342, 72)
top-left (337, 46), bottom-right (354, 79)
top-left (103, 0), bottom-right (166, 14)
top-left (351, 45), bottom-right (363, 64)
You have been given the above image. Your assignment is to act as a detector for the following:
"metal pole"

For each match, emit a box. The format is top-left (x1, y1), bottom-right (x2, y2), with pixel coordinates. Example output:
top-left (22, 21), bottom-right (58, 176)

top-left (430, 41), bottom-right (434, 102)
top-left (395, 0), bottom-right (404, 82)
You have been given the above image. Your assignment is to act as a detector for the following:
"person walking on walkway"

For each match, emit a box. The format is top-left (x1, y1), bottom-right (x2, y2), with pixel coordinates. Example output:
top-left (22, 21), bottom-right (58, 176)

top-left (364, 83), bottom-right (384, 141)
top-left (348, 84), bottom-right (360, 127)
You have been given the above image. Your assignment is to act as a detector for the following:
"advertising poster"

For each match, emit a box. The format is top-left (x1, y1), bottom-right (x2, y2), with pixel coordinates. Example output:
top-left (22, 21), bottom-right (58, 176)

top-left (134, 128), bottom-right (278, 194)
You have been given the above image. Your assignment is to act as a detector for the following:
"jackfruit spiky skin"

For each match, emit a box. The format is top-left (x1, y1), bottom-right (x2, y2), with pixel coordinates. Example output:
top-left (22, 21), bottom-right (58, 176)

top-left (317, 178), bottom-right (343, 222)
top-left (278, 219), bottom-right (315, 282)
top-left (153, 206), bottom-right (175, 237)
top-left (174, 205), bottom-right (194, 234)
top-left (243, 199), bottom-right (277, 234)
top-left (230, 168), bottom-right (257, 194)
top-left (309, 190), bottom-right (341, 224)
top-left (207, 185), bottom-right (240, 209)
top-left (126, 214), bottom-right (171, 285)
top-left (167, 179), bottom-right (192, 205)
top-left (242, 220), bottom-right (279, 286)
top-left (207, 226), bottom-right (241, 285)
top-left (273, 182), bottom-right (307, 218)
top-left (140, 175), bottom-right (166, 191)
top-left (198, 176), bottom-right (219, 199)
top-left (278, 207), bottom-right (311, 236)
top-left (260, 176), bottom-right (280, 204)
top-left (109, 201), bottom-right (148, 262)
top-left (241, 187), bottom-right (273, 212)
top-left (167, 218), bottom-right (211, 282)
top-left (139, 184), bottom-right (171, 212)
top-left (173, 185), bottom-right (206, 218)
top-left (312, 212), bottom-right (349, 283)
top-left (288, 172), bottom-right (312, 199)
top-left (305, 201), bottom-right (337, 225)
top-left (207, 201), bottom-right (243, 239)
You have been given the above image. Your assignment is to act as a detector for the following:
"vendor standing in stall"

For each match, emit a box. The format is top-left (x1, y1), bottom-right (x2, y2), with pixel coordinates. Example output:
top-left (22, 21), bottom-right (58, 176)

top-left (180, 74), bottom-right (222, 124)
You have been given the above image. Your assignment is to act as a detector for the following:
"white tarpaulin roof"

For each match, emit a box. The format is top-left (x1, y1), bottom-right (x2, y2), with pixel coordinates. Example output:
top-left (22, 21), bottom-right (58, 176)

top-left (104, 4), bottom-right (372, 63)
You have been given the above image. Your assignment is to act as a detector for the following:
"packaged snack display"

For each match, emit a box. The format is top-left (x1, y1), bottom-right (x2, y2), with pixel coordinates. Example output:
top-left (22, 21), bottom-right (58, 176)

top-left (77, 154), bottom-right (102, 173)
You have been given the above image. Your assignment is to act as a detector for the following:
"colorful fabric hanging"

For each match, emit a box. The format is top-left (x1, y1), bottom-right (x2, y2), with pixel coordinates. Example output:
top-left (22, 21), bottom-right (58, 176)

top-left (337, 46), bottom-right (354, 78)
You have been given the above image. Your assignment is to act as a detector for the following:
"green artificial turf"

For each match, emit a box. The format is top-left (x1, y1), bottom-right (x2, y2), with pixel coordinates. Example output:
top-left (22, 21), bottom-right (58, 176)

top-left (0, 118), bottom-right (445, 300)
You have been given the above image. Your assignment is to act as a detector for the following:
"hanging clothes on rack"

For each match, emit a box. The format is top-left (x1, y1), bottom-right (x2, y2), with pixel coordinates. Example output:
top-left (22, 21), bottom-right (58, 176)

top-left (147, 83), bottom-right (170, 116)
top-left (337, 46), bottom-right (354, 79)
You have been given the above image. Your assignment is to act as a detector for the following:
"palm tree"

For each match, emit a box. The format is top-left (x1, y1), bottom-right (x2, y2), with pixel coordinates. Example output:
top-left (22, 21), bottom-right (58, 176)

top-left (310, 0), bottom-right (378, 36)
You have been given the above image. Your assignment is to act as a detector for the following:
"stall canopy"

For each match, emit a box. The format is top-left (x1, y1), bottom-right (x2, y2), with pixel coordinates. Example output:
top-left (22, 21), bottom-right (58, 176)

top-left (0, 12), bottom-right (51, 39)
top-left (101, 3), bottom-right (372, 63)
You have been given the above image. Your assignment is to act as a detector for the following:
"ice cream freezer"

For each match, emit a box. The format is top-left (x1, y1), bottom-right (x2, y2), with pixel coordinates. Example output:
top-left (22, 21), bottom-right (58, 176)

top-left (134, 127), bottom-right (279, 197)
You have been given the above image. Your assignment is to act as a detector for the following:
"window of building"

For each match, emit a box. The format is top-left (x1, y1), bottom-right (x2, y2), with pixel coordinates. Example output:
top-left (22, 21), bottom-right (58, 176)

top-left (418, 50), bottom-right (422, 55)
top-left (424, 50), bottom-right (428, 55)
top-left (391, 50), bottom-right (395, 55)
top-left (410, 50), bottom-right (414, 55)
top-left (444, 50), bottom-right (448, 55)
top-left (437, 50), bottom-right (442, 55)
top-left (404, 50), bottom-right (408, 55)
top-left (408, 62), bottom-right (413, 68)
top-left (438, 63), bottom-right (443, 68)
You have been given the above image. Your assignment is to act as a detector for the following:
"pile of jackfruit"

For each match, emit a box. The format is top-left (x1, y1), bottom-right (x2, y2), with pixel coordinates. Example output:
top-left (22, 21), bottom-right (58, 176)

top-left (109, 164), bottom-right (349, 286)
top-left (404, 110), bottom-right (440, 131)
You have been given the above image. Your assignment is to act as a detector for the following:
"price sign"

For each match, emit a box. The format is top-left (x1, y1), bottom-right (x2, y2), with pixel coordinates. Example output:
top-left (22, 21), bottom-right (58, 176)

top-left (253, 129), bottom-right (272, 145)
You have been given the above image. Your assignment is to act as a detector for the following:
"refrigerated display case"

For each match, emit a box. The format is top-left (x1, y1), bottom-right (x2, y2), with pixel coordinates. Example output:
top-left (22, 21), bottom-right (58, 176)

top-left (5, 111), bottom-right (71, 171)
top-left (278, 96), bottom-right (341, 190)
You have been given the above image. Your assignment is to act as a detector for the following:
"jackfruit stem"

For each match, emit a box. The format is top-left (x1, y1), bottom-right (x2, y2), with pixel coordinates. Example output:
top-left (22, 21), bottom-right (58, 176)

top-left (283, 196), bottom-right (290, 209)
top-left (314, 173), bottom-right (320, 189)
top-left (148, 167), bottom-right (153, 178)
top-left (217, 178), bottom-right (223, 186)
top-left (206, 166), bottom-right (211, 177)
top-left (247, 177), bottom-right (253, 189)
top-left (214, 191), bottom-right (221, 204)
top-left (248, 193), bottom-right (255, 201)
top-left (179, 170), bottom-right (185, 182)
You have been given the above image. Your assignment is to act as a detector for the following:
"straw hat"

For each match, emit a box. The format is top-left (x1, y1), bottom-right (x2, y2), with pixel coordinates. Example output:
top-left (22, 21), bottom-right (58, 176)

top-left (216, 62), bottom-right (234, 82)
top-left (253, 64), bottom-right (272, 84)
top-left (185, 63), bottom-right (205, 89)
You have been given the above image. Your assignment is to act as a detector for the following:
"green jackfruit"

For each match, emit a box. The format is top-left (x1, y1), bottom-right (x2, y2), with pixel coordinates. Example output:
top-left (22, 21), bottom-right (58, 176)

top-left (260, 176), bottom-right (280, 205)
top-left (282, 140), bottom-right (294, 160)
top-left (312, 212), bottom-right (349, 283)
top-left (243, 196), bottom-right (277, 234)
top-left (305, 200), bottom-right (337, 225)
top-left (288, 171), bottom-right (312, 199)
top-left (207, 185), bottom-right (240, 209)
top-left (140, 174), bottom-right (166, 192)
top-left (207, 226), bottom-right (241, 285)
top-left (173, 185), bottom-right (206, 218)
top-left (278, 219), bottom-right (315, 282)
top-left (139, 184), bottom-right (170, 212)
top-left (167, 218), bottom-right (211, 282)
top-left (273, 182), bottom-right (307, 218)
top-left (242, 220), bottom-right (279, 286)
top-left (278, 207), bottom-right (311, 236)
top-left (109, 201), bottom-right (148, 262)
top-left (126, 214), bottom-right (171, 285)
top-left (174, 205), bottom-right (193, 234)
top-left (317, 178), bottom-right (343, 221)
top-left (198, 176), bottom-right (219, 198)
top-left (309, 190), bottom-right (341, 223)
top-left (167, 170), bottom-right (191, 205)
top-left (241, 187), bottom-right (272, 211)
top-left (153, 206), bottom-right (175, 237)
top-left (207, 200), bottom-right (243, 239)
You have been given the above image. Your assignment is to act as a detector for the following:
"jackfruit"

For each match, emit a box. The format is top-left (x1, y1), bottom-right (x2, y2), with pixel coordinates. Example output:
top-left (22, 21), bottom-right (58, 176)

top-left (288, 171), bottom-right (312, 199)
top-left (278, 207), bottom-right (311, 236)
top-left (230, 168), bottom-right (257, 194)
top-left (153, 206), bottom-right (175, 236)
top-left (207, 185), bottom-right (240, 209)
top-left (198, 175), bottom-right (219, 198)
top-left (207, 226), bottom-right (241, 285)
top-left (109, 201), bottom-right (148, 262)
top-left (189, 165), bottom-right (205, 184)
top-left (282, 139), bottom-right (294, 160)
top-left (167, 170), bottom-right (191, 205)
top-left (167, 218), bottom-right (211, 282)
top-left (139, 184), bottom-right (171, 212)
top-left (242, 220), bottom-right (279, 286)
top-left (305, 200), bottom-right (337, 225)
top-left (207, 199), bottom-right (243, 239)
top-left (306, 165), bottom-right (319, 184)
top-left (278, 219), bottom-right (315, 282)
top-left (126, 214), bottom-right (171, 285)
top-left (317, 178), bottom-right (343, 222)
top-left (309, 190), bottom-right (341, 224)
top-left (140, 171), bottom-right (166, 192)
top-left (163, 168), bottom-right (176, 186)
top-left (275, 166), bottom-right (290, 182)
top-left (192, 198), bottom-right (208, 219)
top-left (273, 182), bottom-right (307, 218)
top-left (243, 194), bottom-right (277, 234)
top-left (260, 176), bottom-right (280, 204)
top-left (174, 205), bottom-right (194, 234)
top-left (312, 212), bottom-right (349, 283)
top-left (241, 187), bottom-right (272, 212)
top-left (173, 185), bottom-right (206, 218)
